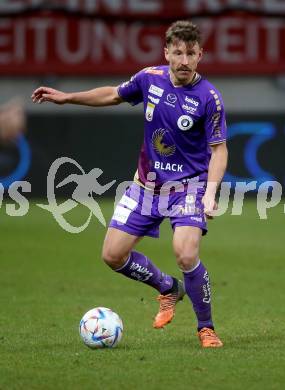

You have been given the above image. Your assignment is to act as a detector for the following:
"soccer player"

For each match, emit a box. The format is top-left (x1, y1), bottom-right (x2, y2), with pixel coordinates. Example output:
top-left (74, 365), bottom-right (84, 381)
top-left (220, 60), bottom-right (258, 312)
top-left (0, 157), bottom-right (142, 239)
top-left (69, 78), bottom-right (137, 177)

top-left (32, 20), bottom-right (228, 348)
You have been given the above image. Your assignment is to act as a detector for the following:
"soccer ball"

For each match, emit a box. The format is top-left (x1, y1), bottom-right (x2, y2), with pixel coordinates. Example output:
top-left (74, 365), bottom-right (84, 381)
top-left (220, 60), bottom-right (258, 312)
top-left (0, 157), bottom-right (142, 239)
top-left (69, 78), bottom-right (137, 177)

top-left (79, 307), bottom-right (123, 349)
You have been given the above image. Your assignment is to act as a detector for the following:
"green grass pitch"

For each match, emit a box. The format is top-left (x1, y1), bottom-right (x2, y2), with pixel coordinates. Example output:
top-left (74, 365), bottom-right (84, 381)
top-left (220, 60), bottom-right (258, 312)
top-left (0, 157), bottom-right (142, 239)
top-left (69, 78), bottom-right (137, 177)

top-left (0, 199), bottom-right (285, 390)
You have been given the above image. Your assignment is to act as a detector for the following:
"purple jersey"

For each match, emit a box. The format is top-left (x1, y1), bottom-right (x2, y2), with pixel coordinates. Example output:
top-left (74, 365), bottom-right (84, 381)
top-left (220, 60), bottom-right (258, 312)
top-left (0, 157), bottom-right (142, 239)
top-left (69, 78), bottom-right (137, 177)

top-left (118, 66), bottom-right (227, 189)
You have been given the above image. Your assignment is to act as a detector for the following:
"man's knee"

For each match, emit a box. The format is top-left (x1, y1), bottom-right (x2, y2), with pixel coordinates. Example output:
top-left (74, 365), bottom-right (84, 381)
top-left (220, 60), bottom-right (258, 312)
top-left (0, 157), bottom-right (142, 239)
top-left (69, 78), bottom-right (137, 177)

top-left (176, 251), bottom-right (199, 271)
top-left (101, 245), bottom-right (129, 270)
top-left (174, 238), bottom-right (200, 271)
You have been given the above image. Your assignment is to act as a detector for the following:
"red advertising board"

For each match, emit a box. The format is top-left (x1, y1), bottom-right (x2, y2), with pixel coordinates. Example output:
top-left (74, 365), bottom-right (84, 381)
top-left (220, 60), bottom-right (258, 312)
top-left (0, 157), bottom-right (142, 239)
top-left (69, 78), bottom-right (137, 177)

top-left (1, 0), bottom-right (285, 17)
top-left (0, 13), bottom-right (284, 75)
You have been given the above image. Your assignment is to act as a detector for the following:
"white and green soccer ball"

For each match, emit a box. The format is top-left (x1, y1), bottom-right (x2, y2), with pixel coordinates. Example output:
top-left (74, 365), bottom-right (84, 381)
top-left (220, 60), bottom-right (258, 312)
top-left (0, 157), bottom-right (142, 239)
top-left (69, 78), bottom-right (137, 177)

top-left (79, 307), bottom-right (123, 349)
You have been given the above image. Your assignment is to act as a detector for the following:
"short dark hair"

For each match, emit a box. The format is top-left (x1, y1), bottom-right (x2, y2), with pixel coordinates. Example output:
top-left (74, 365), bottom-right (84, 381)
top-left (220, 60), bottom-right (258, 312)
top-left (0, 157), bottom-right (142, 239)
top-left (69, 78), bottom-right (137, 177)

top-left (165, 20), bottom-right (202, 46)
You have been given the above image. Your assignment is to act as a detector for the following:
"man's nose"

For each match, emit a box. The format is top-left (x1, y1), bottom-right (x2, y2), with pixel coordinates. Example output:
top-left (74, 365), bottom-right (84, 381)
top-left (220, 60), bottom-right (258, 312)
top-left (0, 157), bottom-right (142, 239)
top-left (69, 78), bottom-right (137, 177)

top-left (181, 55), bottom-right (189, 65)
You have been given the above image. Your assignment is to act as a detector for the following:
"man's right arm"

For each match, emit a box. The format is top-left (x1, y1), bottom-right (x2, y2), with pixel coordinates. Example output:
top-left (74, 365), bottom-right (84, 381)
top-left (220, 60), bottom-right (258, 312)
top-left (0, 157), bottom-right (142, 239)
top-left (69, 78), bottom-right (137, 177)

top-left (31, 86), bottom-right (123, 106)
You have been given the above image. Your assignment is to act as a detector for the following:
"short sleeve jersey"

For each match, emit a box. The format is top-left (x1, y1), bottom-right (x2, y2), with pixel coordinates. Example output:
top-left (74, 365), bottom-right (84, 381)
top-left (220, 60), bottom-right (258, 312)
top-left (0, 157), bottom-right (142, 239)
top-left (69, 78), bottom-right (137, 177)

top-left (117, 66), bottom-right (227, 188)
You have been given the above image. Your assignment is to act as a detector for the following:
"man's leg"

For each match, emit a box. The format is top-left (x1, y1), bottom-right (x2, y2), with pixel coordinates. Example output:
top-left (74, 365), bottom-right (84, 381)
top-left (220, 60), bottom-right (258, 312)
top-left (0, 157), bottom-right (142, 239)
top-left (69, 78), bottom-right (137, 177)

top-left (102, 227), bottom-right (174, 293)
top-left (173, 226), bottom-right (223, 347)
top-left (102, 227), bottom-right (184, 328)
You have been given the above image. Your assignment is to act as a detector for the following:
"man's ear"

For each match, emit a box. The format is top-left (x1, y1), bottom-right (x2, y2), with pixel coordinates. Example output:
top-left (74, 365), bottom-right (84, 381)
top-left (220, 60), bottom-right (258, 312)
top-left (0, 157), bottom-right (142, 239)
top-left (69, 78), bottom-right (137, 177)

top-left (198, 47), bottom-right (203, 63)
top-left (164, 47), bottom-right (169, 62)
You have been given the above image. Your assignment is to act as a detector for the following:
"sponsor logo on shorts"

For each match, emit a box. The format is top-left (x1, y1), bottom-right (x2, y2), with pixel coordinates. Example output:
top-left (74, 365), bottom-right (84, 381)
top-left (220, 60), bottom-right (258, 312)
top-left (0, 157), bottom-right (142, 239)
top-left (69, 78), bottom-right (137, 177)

top-left (185, 194), bottom-right (195, 204)
top-left (149, 84), bottom-right (164, 97)
top-left (113, 205), bottom-right (132, 224)
top-left (119, 194), bottom-right (138, 210)
top-left (190, 216), bottom-right (203, 222)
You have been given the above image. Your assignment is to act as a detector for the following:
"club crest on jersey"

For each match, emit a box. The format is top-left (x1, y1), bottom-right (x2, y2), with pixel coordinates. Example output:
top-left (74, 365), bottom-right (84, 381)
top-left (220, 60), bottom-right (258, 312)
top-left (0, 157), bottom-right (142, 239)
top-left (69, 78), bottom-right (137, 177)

top-left (177, 115), bottom-right (194, 131)
top-left (146, 102), bottom-right (155, 122)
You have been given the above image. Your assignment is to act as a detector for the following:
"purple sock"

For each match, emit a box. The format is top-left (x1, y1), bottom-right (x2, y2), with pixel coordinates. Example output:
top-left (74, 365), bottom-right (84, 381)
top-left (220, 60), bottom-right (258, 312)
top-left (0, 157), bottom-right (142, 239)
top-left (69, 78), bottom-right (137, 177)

top-left (116, 250), bottom-right (173, 294)
top-left (183, 261), bottom-right (214, 330)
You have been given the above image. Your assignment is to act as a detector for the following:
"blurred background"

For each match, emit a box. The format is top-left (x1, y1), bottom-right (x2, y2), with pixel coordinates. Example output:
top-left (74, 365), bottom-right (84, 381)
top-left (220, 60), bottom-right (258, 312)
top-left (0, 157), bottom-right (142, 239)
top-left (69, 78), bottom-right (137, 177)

top-left (0, 0), bottom-right (284, 196)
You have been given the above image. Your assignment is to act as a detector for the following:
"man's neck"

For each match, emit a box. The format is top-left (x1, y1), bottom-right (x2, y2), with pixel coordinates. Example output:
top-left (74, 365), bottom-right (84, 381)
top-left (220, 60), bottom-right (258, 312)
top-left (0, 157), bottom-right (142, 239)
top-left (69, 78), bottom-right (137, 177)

top-left (170, 71), bottom-right (197, 87)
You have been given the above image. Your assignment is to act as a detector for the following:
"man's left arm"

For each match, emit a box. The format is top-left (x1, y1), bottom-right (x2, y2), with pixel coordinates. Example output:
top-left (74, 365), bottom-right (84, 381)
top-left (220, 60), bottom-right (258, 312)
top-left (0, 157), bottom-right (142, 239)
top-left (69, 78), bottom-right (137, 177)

top-left (203, 142), bottom-right (228, 217)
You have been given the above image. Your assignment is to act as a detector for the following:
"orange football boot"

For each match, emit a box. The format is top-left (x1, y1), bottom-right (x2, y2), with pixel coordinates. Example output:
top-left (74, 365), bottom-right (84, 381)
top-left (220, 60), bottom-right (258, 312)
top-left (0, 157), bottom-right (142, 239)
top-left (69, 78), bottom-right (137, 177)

top-left (153, 280), bottom-right (185, 329)
top-left (198, 327), bottom-right (223, 348)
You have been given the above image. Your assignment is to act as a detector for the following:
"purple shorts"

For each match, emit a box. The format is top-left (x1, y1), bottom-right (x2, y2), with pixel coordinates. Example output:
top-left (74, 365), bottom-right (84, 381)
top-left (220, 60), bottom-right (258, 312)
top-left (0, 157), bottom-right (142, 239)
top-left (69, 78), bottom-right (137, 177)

top-left (109, 182), bottom-right (207, 238)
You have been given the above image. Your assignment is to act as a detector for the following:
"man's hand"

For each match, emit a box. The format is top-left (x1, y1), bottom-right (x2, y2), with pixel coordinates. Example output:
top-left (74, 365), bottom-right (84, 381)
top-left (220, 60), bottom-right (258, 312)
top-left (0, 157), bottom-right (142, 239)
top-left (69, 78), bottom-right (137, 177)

top-left (202, 193), bottom-right (218, 219)
top-left (203, 143), bottom-right (228, 219)
top-left (31, 87), bottom-right (69, 105)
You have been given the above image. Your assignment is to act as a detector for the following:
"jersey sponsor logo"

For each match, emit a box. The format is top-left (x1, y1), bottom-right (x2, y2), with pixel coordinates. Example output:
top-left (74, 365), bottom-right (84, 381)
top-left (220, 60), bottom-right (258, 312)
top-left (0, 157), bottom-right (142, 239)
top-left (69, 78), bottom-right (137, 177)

top-left (164, 93), bottom-right (177, 108)
top-left (147, 95), bottom-right (160, 104)
top-left (145, 102), bottom-right (155, 122)
top-left (152, 128), bottom-right (176, 157)
top-left (182, 103), bottom-right (197, 114)
top-left (177, 115), bottom-right (194, 131)
top-left (164, 101), bottom-right (175, 108)
top-left (145, 68), bottom-right (164, 75)
top-left (185, 96), bottom-right (199, 106)
top-left (167, 93), bottom-right (177, 104)
top-left (149, 84), bottom-right (164, 97)
top-left (154, 161), bottom-right (183, 172)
